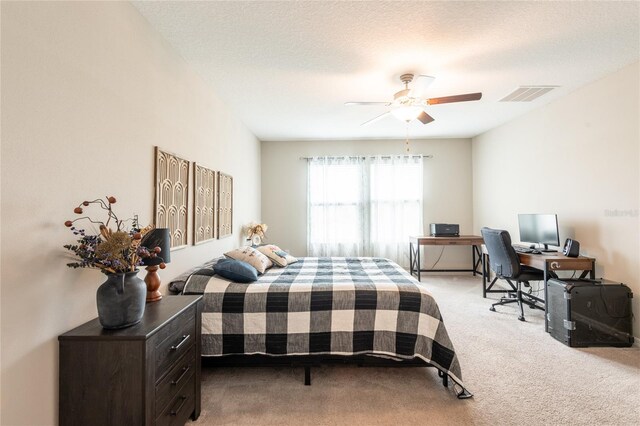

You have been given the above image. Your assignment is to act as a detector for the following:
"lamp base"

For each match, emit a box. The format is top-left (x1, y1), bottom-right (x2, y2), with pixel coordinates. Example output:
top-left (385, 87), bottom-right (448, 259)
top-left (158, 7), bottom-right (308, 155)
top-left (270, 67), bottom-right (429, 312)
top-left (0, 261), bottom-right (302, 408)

top-left (144, 265), bottom-right (163, 302)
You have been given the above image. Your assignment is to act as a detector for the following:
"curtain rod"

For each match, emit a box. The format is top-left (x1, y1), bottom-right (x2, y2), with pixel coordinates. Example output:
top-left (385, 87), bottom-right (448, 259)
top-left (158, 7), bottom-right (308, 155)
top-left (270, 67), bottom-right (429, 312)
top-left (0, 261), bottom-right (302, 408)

top-left (299, 155), bottom-right (433, 160)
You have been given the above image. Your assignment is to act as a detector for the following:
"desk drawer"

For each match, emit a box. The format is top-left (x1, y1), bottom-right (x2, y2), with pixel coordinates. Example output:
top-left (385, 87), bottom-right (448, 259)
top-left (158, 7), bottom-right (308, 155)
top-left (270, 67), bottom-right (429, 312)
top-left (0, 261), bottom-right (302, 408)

top-left (444, 240), bottom-right (466, 245)
top-left (155, 307), bottom-right (196, 377)
top-left (156, 346), bottom-right (196, 417)
top-left (432, 240), bottom-right (468, 246)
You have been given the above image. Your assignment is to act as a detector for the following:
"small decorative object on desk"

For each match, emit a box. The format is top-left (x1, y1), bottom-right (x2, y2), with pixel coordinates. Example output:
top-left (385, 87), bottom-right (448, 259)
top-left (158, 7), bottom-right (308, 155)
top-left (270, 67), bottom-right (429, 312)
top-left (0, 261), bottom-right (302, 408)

top-left (246, 222), bottom-right (268, 246)
top-left (63, 195), bottom-right (167, 329)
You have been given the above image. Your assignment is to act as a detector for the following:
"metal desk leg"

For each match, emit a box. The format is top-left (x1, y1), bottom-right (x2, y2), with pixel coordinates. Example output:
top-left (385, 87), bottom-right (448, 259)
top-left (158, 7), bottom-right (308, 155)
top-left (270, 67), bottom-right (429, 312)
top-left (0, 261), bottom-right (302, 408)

top-left (471, 245), bottom-right (482, 276)
top-left (590, 259), bottom-right (596, 279)
top-left (472, 246), bottom-right (476, 277)
top-left (409, 242), bottom-right (413, 276)
top-left (417, 244), bottom-right (421, 282)
top-left (543, 265), bottom-right (549, 333)
top-left (482, 253), bottom-right (487, 298)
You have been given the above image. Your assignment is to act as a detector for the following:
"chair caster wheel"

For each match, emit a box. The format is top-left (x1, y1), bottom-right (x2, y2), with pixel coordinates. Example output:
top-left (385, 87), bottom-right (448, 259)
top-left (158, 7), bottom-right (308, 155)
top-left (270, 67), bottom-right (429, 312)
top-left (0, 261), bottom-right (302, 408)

top-left (489, 307), bottom-right (496, 312)
top-left (518, 316), bottom-right (525, 322)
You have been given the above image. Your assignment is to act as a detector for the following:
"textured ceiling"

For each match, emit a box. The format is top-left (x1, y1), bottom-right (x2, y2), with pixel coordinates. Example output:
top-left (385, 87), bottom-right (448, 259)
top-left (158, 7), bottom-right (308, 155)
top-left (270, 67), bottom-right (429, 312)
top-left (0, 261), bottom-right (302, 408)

top-left (133, 1), bottom-right (639, 141)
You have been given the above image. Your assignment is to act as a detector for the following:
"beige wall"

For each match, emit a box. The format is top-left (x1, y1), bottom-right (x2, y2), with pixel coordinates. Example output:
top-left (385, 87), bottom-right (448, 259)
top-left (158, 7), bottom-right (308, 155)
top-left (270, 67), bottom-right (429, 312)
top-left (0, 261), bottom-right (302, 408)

top-left (0, 2), bottom-right (260, 425)
top-left (473, 62), bottom-right (639, 333)
top-left (261, 138), bottom-right (474, 269)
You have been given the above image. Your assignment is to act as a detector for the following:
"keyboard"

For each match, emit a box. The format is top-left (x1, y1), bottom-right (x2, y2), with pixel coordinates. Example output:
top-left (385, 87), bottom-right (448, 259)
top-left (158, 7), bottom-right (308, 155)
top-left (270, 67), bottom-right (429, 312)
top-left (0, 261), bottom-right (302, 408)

top-left (513, 246), bottom-right (537, 254)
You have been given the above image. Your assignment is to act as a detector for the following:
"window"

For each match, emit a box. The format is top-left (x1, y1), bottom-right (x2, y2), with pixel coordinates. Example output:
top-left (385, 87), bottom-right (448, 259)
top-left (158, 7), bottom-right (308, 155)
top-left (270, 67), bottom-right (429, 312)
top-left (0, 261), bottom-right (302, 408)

top-left (308, 157), bottom-right (365, 256)
top-left (307, 155), bottom-right (423, 266)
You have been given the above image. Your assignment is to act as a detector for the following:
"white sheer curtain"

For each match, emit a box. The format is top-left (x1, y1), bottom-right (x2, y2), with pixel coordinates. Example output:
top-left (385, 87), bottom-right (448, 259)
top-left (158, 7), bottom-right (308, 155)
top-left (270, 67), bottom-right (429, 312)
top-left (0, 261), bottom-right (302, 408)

top-left (307, 156), bottom-right (366, 257)
top-left (368, 155), bottom-right (423, 266)
top-left (307, 155), bottom-right (423, 267)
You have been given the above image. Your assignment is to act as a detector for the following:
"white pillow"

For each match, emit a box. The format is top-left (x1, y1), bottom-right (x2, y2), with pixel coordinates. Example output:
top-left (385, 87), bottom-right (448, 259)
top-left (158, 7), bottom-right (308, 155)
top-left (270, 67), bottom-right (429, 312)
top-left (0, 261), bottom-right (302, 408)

top-left (224, 246), bottom-right (273, 274)
top-left (257, 245), bottom-right (298, 267)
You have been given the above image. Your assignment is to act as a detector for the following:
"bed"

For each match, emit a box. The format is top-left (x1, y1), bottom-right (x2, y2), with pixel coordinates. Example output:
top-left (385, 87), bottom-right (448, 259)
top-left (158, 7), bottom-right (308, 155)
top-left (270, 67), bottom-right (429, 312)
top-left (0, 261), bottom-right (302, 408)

top-left (177, 256), bottom-right (472, 399)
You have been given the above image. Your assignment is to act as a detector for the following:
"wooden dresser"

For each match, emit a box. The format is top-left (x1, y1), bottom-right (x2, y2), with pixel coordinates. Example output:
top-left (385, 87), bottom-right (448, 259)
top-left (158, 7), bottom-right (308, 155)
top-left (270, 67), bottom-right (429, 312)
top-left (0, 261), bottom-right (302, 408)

top-left (59, 295), bottom-right (203, 426)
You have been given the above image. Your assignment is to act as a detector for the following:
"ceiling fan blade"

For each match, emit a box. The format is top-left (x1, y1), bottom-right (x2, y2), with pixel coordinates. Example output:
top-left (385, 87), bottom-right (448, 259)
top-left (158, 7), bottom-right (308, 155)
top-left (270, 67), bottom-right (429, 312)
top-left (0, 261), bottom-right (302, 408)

top-left (345, 101), bottom-right (391, 106)
top-left (361, 111), bottom-right (391, 126)
top-left (427, 92), bottom-right (482, 105)
top-left (409, 75), bottom-right (436, 97)
top-left (416, 111), bottom-right (435, 125)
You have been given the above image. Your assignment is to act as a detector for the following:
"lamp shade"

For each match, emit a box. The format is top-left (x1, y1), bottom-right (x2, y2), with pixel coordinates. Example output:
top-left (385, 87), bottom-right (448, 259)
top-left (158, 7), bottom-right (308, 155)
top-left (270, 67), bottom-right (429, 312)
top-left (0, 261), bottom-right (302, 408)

top-left (391, 105), bottom-right (423, 122)
top-left (141, 228), bottom-right (171, 266)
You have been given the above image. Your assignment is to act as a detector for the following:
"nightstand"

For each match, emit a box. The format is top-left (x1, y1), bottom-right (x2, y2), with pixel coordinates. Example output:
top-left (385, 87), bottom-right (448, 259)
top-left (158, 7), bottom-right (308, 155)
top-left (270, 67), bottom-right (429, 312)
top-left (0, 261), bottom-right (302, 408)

top-left (59, 295), bottom-right (203, 426)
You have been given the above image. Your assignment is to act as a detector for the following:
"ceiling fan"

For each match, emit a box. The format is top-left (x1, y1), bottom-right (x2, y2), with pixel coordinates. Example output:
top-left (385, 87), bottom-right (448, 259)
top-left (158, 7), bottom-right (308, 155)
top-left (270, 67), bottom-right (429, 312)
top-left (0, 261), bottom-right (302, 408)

top-left (345, 74), bottom-right (482, 126)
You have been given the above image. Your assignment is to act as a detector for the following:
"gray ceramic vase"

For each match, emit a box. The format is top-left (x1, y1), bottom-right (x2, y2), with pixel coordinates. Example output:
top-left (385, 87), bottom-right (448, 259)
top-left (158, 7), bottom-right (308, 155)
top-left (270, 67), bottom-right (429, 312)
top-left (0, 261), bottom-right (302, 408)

top-left (96, 270), bottom-right (146, 329)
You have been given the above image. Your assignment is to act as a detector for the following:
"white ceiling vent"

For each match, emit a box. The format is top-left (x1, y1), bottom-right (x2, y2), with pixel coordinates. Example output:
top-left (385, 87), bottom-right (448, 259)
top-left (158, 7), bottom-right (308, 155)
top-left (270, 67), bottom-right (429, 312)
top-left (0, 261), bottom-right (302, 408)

top-left (500, 86), bottom-right (558, 102)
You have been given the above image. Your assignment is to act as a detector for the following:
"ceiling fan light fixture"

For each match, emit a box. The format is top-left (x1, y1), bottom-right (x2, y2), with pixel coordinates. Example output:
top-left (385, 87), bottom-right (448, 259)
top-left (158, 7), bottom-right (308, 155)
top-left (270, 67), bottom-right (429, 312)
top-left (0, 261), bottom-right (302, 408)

top-left (391, 105), bottom-right (423, 122)
top-left (346, 73), bottom-right (482, 127)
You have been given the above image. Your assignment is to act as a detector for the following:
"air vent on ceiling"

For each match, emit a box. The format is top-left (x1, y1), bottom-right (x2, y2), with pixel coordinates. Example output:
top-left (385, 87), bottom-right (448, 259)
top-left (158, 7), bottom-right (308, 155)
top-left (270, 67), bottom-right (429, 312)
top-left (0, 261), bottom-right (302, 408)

top-left (499, 86), bottom-right (558, 102)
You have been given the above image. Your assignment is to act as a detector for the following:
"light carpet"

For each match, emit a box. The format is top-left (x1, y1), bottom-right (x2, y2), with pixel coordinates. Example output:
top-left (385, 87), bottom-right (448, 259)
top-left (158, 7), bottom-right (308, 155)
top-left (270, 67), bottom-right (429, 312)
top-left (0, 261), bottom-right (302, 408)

top-left (191, 275), bottom-right (640, 425)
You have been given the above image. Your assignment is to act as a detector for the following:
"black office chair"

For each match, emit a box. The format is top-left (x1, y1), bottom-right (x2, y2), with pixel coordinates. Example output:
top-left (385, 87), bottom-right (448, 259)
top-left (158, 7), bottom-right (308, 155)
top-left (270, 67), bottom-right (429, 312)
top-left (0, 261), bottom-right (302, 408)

top-left (481, 227), bottom-right (550, 321)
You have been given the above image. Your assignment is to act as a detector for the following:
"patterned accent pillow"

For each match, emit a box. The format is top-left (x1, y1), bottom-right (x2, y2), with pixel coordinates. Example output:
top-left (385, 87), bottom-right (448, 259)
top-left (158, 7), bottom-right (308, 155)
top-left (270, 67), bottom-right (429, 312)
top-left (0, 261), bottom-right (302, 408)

top-left (257, 244), bottom-right (298, 267)
top-left (224, 246), bottom-right (273, 274)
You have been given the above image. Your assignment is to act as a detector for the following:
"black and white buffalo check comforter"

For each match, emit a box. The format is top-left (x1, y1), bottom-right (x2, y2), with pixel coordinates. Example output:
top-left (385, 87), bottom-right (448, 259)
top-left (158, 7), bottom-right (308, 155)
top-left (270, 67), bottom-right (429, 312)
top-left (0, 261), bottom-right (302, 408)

top-left (183, 257), bottom-right (469, 396)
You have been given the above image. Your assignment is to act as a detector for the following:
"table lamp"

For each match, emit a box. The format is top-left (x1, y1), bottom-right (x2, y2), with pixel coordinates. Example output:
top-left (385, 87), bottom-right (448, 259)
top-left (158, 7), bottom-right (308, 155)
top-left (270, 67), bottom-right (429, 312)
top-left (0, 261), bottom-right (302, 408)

top-left (141, 228), bottom-right (171, 302)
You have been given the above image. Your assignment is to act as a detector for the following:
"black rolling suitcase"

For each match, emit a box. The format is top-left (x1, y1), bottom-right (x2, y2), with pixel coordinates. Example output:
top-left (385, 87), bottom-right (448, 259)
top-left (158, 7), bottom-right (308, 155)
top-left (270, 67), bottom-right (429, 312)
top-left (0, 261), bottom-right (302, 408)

top-left (546, 278), bottom-right (634, 347)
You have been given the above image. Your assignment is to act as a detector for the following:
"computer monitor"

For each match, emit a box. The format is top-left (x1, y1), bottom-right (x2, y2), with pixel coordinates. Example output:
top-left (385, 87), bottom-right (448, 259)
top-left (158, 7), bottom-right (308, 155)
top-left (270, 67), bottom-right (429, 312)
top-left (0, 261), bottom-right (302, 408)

top-left (518, 214), bottom-right (560, 252)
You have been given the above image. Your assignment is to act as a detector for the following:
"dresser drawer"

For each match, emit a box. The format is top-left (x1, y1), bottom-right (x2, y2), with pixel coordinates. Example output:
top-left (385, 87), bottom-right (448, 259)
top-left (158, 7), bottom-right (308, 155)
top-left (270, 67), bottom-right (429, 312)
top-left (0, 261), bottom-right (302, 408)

top-left (155, 307), bottom-right (196, 376)
top-left (155, 346), bottom-right (196, 417)
top-left (155, 377), bottom-right (195, 426)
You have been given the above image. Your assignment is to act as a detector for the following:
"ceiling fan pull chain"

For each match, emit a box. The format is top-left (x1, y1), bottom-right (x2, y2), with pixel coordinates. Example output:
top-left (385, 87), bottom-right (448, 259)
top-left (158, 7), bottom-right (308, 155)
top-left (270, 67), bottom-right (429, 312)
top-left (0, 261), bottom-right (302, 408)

top-left (405, 122), bottom-right (410, 153)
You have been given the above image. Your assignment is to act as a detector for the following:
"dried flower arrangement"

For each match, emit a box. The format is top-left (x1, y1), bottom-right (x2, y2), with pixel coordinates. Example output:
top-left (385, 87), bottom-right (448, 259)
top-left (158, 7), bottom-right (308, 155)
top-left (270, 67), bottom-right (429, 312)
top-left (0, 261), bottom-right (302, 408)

top-left (246, 222), bottom-right (268, 240)
top-left (64, 196), bottom-right (165, 274)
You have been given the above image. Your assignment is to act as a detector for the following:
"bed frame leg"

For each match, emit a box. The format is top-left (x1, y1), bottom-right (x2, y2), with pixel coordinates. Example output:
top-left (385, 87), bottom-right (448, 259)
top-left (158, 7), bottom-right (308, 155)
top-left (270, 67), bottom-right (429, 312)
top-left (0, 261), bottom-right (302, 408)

top-left (438, 369), bottom-right (448, 388)
top-left (304, 366), bottom-right (311, 386)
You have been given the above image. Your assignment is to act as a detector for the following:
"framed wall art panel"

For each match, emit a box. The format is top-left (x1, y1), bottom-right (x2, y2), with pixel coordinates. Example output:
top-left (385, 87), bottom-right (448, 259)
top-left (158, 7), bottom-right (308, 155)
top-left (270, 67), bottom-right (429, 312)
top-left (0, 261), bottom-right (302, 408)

top-left (154, 147), bottom-right (189, 250)
top-left (217, 172), bottom-right (233, 239)
top-left (193, 164), bottom-right (217, 244)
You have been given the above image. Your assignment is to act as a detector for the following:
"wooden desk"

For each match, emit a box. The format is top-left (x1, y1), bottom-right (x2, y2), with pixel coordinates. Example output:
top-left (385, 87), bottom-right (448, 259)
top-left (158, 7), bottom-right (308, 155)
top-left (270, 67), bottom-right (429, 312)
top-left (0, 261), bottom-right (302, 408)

top-left (518, 252), bottom-right (595, 278)
top-left (409, 235), bottom-right (484, 282)
top-left (521, 252), bottom-right (596, 332)
top-left (482, 251), bottom-right (596, 332)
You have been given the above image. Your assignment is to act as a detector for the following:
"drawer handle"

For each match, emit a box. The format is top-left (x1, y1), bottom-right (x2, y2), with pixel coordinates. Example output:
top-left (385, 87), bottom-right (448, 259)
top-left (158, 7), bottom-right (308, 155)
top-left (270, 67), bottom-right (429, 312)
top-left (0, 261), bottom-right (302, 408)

top-left (171, 365), bottom-right (191, 386)
top-left (170, 334), bottom-right (190, 351)
top-left (170, 395), bottom-right (188, 416)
